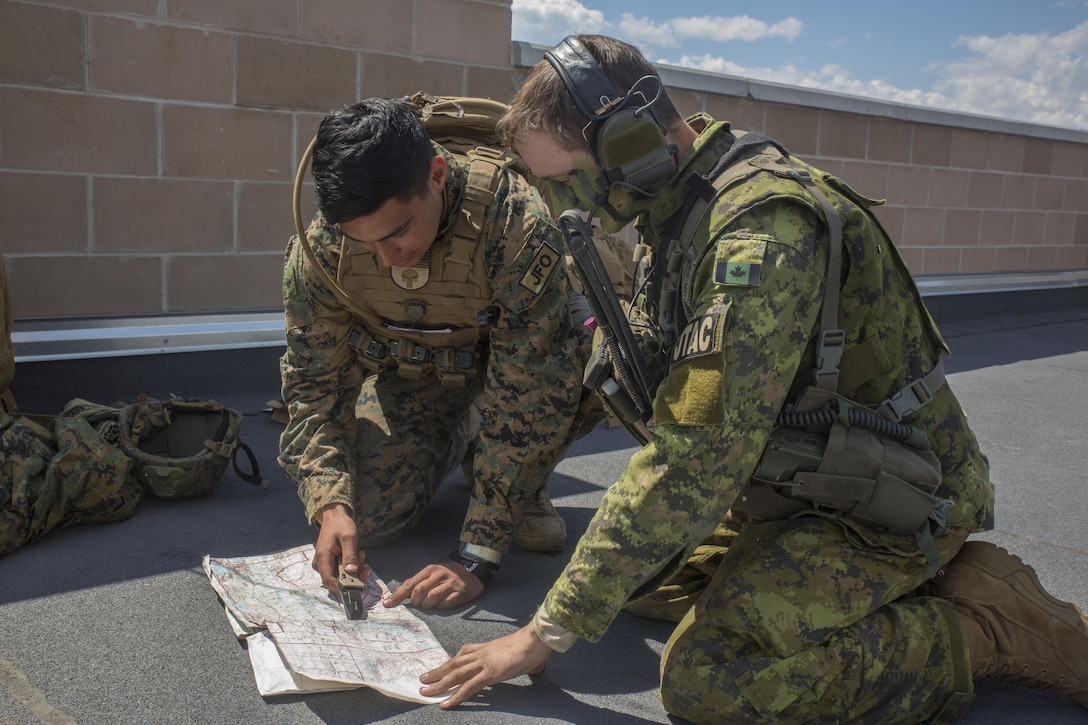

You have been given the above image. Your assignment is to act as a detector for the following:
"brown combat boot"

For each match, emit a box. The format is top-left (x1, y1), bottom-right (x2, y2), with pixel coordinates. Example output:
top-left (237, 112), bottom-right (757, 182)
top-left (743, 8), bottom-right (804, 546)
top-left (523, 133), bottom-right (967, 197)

top-left (512, 488), bottom-right (567, 552)
top-left (930, 540), bottom-right (1088, 706)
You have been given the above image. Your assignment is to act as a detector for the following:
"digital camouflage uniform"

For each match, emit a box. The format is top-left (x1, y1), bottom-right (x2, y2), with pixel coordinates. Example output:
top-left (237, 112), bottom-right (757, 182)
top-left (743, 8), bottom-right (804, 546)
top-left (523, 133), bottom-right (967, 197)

top-left (278, 143), bottom-right (602, 563)
top-left (541, 116), bottom-right (994, 723)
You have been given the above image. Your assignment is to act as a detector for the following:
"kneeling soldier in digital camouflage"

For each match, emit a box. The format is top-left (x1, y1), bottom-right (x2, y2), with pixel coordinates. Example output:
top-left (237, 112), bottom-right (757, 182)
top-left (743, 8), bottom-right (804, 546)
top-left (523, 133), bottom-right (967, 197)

top-left (278, 97), bottom-right (605, 610)
top-left (419, 35), bottom-right (1088, 722)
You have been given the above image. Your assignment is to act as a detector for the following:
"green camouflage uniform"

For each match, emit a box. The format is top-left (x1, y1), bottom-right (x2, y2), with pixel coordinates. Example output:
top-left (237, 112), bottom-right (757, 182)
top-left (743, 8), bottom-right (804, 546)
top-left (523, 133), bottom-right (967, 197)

top-left (541, 116), bottom-right (994, 723)
top-left (278, 144), bottom-right (602, 562)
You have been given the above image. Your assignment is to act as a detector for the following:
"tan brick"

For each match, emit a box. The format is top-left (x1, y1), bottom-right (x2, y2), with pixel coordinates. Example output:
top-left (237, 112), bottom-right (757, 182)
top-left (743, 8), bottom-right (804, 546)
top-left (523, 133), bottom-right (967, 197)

top-left (1025, 245), bottom-right (1057, 271)
top-left (418, 0), bottom-right (511, 65)
top-left (94, 178), bottom-right (234, 253)
top-left (960, 247), bottom-right (996, 273)
top-left (237, 37), bottom-right (357, 111)
top-left (1012, 211), bottom-right (1047, 245)
top-left (48, 0), bottom-right (156, 14)
top-left (163, 105), bottom-right (294, 180)
top-left (0, 2), bottom-right (84, 89)
top-left (467, 66), bottom-right (520, 102)
top-left (887, 165), bottom-right (930, 207)
top-left (1000, 174), bottom-right (1036, 211)
top-left (872, 205), bottom-right (904, 242)
top-left (896, 245), bottom-right (923, 275)
top-left (1076, 214), bottom-right (1088, 246)
top-left (839, 161), bottom-right (888, 201)
top-left (1034, 177), bottom-right (1065, 212)
top-left (950, 128), bottom-right (988, 169)
top-left (817, 111), bottom-right (867, 159)
top-left (928, 168), bottom-right (968, 208)
top-left (1065, 179), bottom-right (1088, 212)
top-left (0, 88), bottom-right (157, 174)
top-left (994, 246), bottom-right (1028, 272)
top-left (707, 95), bottom-right (764, 132)
top-left (912, 124), bottom-right (953, 167)
top-left (901, 208), bottom-right (945, 247)
top-left (867, 118), bottom-right (911, 163)
top-left (812, 157), bottom-right (843, 177)
top-left (966, 172), bottom-right (1004, 210)
top-left (765, 104), bottom-right (819, 156)
top-left (980, 210), bottom-right (1016, 247)
top-left (90, 17), bottom-right (233, 103)
top-left (987, 133), bottom-right (1024, 172)
top-left (922, 247), bottom-right (960, 275)
top-left (239, 182), bottom-right (303, 253)
top-left (1054, 244), bottom-right (1087, 270)
top-left (295, 112), bottom-right (326, 167)
top-left (1044, 213), bottom-right (1077, 247)
top-left (7, 255), bottom-right (163, 318)
top-left (944, 209), bottom-right (981, 246)
top-left (167, 253), bottom-right (283, 311)
top-left (301, 0), bottom-right (413, 52)
top-left (1022, 137), bottom-right (1054, 175)
top-left (0, 172), bottom-right (88, 253)
top-left (170, 0), bottom-right (297, 36)
top-left (1051, 141), bottom-right (1085, 178)
top-left (361, 53), bottom-right (465, 99)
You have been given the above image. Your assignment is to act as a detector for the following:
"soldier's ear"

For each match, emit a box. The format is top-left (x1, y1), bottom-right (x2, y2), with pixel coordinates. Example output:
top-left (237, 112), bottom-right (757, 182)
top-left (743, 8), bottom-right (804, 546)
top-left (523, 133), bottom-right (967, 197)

top-left (429, 155), bottom-right (447, 190)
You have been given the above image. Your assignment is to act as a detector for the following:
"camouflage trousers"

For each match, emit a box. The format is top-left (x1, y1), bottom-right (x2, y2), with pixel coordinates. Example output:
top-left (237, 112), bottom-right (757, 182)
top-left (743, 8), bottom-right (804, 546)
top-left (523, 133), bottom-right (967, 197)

top-left (351, 370), bottom-right (602, 548)
top-left (629, 515), bottom-right (975, 724)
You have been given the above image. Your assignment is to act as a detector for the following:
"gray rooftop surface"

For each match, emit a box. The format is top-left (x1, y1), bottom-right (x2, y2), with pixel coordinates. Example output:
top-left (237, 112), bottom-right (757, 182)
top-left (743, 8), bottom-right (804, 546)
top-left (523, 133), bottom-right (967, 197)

top-left (2, 307), bottom-right (1087, 724)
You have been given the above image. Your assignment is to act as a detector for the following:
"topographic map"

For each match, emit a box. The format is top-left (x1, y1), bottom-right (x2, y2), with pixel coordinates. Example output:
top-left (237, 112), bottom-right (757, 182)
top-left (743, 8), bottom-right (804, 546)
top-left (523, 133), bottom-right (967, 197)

top-left (202, 544), bottom-right (448, 703)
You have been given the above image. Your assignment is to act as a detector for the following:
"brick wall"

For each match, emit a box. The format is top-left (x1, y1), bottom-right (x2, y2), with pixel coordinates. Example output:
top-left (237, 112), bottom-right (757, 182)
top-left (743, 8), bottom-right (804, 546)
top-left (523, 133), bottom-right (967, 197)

top-left (680, 94), bottom-right (1088, 277)
top-left (2, 0), bottom-right (1086, 324)
top-left (0, 0), bottom-right (515, 319)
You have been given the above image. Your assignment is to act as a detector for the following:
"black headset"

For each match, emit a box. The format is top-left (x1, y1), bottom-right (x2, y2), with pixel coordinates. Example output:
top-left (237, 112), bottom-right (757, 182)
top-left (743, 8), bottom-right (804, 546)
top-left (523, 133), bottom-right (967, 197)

top-left (544, 36), bottom-right (678, 195)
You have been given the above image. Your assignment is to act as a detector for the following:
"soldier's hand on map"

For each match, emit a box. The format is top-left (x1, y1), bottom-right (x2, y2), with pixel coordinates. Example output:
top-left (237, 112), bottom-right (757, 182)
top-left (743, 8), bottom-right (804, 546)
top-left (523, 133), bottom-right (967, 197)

top-left (382, 562), bottom-right (485, 610)
top-left (313, 503), bottom-right (369, 592)
top-left (418, 624), bottom-right (552, 708)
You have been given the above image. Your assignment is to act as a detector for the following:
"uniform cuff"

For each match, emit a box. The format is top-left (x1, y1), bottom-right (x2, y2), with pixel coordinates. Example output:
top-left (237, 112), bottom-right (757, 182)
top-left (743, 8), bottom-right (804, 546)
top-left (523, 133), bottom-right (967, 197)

top-left (530, 605), bottom-right (579, 653)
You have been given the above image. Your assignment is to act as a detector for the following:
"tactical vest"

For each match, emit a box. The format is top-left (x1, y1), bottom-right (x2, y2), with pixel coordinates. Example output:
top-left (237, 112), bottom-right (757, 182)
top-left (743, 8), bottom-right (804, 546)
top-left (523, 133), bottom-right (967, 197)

top-left (631, 132), bottom-right (951, 568)
top-left (335, 146), bottom-right (508, 387)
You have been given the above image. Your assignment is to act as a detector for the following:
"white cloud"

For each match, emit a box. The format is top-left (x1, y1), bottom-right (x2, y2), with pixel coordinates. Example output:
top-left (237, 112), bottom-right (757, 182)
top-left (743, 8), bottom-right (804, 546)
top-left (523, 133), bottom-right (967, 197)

top-left (675, 21), bottom-right (1088, 130)
top-left (511, 0), bottom-right (608, 45)
top-left (510, 2), bottom-right (1088, 130)
top-left (618, 13), bottom-right (802, 49)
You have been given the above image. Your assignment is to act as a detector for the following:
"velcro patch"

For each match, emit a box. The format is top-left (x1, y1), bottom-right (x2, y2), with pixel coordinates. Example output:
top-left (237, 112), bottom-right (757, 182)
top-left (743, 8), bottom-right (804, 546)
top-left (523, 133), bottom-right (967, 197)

top-left (714, 237), bottom-right (767, 287)
top-left (519, 242), bottom-right (561, 295)
top-left (716, 260), bottom-right (762, 286)
top-left (670, 313), bottom-right (723, 366)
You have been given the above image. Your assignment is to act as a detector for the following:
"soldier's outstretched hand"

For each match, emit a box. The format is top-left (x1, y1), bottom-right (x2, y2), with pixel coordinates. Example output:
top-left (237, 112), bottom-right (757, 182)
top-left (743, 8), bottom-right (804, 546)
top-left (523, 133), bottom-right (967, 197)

top-left (383, 561), bottom-right (485, 609)
top-left (418, 625), bottom-right (552, 708)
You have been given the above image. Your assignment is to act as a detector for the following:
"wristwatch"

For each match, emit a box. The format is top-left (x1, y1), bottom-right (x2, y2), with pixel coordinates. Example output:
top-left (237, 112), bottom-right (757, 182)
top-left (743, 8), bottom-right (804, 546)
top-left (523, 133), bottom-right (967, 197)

top-left (449, 549), bottom-right (496, 586)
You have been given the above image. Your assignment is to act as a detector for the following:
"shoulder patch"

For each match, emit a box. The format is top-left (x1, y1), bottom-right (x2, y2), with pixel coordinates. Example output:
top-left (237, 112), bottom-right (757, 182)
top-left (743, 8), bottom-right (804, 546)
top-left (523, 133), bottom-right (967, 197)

top-left (670, 312), bottom-right (723, 366)
top-left (713, 236), bottom-right (767, 287)
top-left (519, 241), bottom-right (561, 295)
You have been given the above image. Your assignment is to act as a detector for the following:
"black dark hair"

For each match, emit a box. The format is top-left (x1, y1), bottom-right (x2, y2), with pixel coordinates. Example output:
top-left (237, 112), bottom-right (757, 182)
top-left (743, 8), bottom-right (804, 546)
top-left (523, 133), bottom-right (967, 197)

top-left (311, 98), bottom-right (435, 223)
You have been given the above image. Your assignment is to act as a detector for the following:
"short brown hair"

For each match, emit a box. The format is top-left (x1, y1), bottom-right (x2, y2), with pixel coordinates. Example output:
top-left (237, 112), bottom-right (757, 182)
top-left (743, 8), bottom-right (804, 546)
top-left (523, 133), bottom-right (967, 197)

top-left (498, 34), bottom-right (682, 152)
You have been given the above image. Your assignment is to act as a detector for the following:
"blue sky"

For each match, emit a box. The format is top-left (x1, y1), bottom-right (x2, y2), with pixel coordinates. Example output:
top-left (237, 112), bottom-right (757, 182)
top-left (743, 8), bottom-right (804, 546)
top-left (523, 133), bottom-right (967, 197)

top-left (511, 0), bottom-right (1088, 131)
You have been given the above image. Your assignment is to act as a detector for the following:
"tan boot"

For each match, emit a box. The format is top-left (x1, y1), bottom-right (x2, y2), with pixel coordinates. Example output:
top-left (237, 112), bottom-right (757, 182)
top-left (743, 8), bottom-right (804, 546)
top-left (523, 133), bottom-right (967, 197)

top-left (512, 489), bottom-right (566, 552)
top-left (929, 540), bottom-right (1088, 706)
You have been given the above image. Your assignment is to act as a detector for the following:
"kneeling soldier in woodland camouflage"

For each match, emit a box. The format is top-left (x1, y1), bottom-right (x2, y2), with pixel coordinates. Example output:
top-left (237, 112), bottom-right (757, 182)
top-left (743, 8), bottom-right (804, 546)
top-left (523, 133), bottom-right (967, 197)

top-left (419, 35), bottom-right (1088, 722)
top-left (278, 97), bottom-right (607, 610)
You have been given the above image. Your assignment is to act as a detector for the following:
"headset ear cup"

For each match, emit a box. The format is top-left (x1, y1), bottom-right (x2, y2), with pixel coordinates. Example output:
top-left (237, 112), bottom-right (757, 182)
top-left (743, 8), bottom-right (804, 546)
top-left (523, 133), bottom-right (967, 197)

top-left (595, 109), bottom-right (676, 190)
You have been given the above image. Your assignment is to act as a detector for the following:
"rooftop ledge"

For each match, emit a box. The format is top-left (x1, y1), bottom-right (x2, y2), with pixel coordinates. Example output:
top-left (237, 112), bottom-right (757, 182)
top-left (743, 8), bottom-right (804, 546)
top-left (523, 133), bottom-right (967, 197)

top-left (11, 270), bottom-right (1088, 363)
